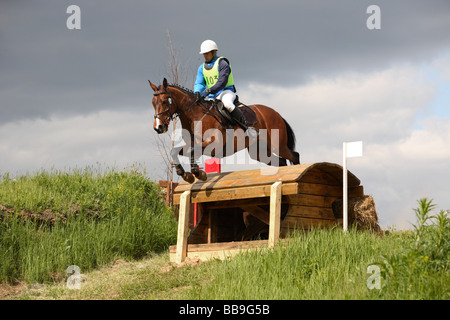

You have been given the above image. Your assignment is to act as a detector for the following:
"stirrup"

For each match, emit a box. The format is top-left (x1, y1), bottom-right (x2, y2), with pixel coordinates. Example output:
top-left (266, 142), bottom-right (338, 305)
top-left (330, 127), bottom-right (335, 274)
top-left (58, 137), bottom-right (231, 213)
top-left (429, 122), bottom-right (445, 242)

top-left (246, 127), bottom-right (259, 138)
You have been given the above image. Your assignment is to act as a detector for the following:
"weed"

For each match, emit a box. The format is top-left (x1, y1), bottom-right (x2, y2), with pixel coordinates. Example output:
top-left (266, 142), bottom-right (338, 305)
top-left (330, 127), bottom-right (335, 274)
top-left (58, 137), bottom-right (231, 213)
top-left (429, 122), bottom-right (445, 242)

top-left (376, 198), bottom-right (449, 299)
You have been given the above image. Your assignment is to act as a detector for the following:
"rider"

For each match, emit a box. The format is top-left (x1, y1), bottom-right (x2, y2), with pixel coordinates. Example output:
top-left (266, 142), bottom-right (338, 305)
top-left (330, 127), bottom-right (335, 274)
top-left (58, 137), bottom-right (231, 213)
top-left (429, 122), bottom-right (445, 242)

top-left (194, 40), bottom-right (258, 137)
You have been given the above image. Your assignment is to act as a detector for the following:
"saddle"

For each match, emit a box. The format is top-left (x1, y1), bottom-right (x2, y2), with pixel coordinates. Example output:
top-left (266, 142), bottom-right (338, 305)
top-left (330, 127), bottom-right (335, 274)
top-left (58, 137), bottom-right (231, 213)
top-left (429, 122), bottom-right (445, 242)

top-left (214, 97), bottom-right (258, 129)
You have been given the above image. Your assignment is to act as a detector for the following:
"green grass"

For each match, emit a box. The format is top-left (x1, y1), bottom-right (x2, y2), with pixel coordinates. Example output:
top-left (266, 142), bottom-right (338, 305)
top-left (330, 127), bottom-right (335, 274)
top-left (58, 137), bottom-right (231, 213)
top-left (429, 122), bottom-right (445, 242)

top-left (0, 167), bottom-right (177, 284)
top-left (10, 225), bottom-right (448, 300)
top-left (375, 198), bottom-right (450, 299)
top-left (186, 228), bottom-right (408, 299)
top-left (186, 198), bottom-right (449, 300)
top-left (1, 168), bottom-right (448, 301)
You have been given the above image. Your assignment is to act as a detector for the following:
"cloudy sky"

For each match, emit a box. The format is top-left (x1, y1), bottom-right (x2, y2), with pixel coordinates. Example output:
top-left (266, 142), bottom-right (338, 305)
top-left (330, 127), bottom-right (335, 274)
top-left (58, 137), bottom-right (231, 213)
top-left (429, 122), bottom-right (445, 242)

top-left (1, 0), bottom-right (449, 229)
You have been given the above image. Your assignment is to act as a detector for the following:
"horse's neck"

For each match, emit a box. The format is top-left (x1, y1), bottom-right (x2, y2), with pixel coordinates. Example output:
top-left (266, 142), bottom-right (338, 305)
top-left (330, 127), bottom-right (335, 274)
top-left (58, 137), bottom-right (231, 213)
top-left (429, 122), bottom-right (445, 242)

top-left (171, 90), bottom-right (197, 132)
top-left (168, 87), bottom-right (216, 133)
top-left (178, 113), bottom-right (194, 133)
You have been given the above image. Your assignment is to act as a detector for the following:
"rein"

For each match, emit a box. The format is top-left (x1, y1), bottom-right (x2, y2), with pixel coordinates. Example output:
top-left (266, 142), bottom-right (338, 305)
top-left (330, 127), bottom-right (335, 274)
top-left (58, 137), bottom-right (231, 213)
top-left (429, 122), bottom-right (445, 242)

top-left (154, 88), bottom-right (227, 129)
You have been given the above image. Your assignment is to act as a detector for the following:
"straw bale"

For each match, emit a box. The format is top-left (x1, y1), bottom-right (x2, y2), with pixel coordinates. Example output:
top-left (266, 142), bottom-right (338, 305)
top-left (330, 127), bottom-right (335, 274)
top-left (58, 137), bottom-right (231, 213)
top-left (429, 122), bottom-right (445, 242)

top-left (332, 195), bottom-right (381, 232)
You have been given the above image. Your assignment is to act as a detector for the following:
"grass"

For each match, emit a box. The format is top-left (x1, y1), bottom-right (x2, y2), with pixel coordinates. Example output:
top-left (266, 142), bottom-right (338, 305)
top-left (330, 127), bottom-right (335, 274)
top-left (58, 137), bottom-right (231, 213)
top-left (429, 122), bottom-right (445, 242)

top-left (7, 224), bottom-right (449, 300)
top-left (0, 166), bottom-right (448, 300)
top-left (375, 198), bottom-right (450, 299)
top-left (0, 166), bottom-right (177, 284)
top-left (187, 227), bottom-right (410, 300)
top-left (11, 253), bottom-right (207, 300)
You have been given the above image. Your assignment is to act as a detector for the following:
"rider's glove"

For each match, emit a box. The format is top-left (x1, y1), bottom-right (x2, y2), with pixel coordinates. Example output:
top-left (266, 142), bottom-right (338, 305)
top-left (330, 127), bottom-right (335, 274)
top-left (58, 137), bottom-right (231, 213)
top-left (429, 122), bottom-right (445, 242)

top-left (200, 88), bottom-right (210, 98)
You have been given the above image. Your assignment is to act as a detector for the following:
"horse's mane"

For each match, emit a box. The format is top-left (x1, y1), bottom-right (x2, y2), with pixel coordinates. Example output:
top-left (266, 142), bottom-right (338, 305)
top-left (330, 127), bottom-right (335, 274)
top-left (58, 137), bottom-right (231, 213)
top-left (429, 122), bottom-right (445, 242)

top-left (167, 82), bottom-right (213, 107)
top-left (168, 83), bottom-right (195, 97)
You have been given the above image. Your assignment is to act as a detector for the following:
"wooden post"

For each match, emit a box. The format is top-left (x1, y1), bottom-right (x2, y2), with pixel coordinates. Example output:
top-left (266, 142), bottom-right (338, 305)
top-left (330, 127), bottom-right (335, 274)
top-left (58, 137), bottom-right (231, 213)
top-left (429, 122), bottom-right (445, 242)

top-left (175, 191), bottom-right (191, 264)
top-left (268, 181), bottom-right (282, 248)
top-left (343, 142), bottom-right (348, 232)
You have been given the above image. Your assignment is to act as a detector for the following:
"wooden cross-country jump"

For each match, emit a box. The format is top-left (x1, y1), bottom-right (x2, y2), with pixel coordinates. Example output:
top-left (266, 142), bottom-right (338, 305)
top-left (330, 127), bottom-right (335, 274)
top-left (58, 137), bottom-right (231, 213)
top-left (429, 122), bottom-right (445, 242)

top-left (170, 162), bottom-right (368, 263)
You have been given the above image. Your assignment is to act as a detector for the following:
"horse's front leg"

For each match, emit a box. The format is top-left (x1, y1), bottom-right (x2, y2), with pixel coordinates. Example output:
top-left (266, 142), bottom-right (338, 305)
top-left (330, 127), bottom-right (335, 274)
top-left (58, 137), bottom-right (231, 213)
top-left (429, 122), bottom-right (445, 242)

top-left (171, 145), bottom-right (195, 184)
top-left (190, 146), bottom-right (207, 182)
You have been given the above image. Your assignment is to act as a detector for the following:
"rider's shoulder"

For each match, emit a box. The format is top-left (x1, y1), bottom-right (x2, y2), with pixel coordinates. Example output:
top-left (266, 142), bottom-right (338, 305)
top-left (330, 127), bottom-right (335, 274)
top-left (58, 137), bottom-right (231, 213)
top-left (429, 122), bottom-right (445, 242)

top-left (218, 56), bottom-right (230, 64)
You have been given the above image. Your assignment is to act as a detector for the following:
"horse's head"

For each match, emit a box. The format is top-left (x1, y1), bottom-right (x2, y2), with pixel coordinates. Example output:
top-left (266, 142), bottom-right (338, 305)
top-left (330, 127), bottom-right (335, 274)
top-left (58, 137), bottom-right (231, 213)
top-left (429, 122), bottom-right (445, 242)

top-left (148, 78), bottom-right (177, 134)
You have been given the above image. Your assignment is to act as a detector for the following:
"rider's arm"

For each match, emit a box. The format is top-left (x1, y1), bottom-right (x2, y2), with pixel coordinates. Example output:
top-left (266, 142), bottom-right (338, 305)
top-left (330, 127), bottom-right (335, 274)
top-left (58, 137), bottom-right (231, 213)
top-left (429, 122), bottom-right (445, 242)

top-left (193, 65), bottom-right (206, 93)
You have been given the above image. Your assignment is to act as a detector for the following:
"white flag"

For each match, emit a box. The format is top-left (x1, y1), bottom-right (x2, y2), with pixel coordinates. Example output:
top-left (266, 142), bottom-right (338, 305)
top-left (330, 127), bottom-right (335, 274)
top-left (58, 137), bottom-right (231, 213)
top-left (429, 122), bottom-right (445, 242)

top-left (345, 141), bottom-right (363, 158)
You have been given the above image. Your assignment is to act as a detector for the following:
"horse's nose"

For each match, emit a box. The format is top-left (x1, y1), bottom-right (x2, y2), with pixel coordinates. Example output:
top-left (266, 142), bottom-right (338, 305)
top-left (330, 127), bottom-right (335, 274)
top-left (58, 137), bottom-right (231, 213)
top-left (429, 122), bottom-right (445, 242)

top-left (154, 118), bottom-right (164, 134)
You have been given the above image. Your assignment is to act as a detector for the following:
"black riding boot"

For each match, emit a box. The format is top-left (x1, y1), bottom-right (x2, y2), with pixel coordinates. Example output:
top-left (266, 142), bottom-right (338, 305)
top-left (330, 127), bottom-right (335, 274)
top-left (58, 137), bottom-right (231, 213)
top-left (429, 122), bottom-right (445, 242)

top-left (230, 107), bottom-right (258, 137)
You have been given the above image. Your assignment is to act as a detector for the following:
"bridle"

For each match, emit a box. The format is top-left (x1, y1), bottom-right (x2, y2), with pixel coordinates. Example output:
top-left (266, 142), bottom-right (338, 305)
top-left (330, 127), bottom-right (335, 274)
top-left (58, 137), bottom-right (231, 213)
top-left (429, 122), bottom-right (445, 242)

top-left (153, 87), bottom-right (227, 129)
top-left (153, 90), bottom-right (177, 125)
top-left (153, 88), bottom-right (200, 125)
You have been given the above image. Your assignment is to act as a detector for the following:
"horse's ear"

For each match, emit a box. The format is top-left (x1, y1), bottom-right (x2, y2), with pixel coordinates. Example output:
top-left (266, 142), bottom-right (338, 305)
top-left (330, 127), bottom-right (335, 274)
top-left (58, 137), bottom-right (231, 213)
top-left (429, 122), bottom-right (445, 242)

top-left (148, 80), bottom-right (158, 92)
top-left (163, 78), bottom-right (168, 89)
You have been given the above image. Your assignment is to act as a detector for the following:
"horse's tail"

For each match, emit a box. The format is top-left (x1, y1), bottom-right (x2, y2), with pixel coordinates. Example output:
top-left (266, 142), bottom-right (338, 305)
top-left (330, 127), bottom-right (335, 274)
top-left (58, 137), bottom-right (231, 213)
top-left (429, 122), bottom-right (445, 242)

top-left (282, 117), bottom-right (297, 151)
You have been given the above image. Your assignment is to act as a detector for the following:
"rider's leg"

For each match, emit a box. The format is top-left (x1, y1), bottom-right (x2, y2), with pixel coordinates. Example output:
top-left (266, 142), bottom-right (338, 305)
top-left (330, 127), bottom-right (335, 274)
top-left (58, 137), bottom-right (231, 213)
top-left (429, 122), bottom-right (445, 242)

top-left (217, 90), bottom-right (258, 137)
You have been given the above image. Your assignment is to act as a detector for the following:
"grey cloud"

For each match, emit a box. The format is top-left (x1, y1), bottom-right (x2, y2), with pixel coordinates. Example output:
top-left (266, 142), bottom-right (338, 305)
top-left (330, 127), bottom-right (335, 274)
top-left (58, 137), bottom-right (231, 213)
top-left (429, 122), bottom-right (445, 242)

top-left (1, 0), bottom-right (450, 125)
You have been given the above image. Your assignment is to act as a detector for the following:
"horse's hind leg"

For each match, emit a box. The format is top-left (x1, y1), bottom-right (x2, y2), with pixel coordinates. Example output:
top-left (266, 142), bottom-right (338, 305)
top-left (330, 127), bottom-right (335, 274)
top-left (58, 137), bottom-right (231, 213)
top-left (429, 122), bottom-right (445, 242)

top-left (247, 130), bottom-right (300, 166)
top-left (277, 145), bottom-right (300, 165)
top-left (291, 150), bottom-right (300, 165)
top-left (268, 124), bottom-right (300, 165)
top-left (247, 141), bottom-right (289, 166)
top-left (273, 155), bottom-right (288, 166)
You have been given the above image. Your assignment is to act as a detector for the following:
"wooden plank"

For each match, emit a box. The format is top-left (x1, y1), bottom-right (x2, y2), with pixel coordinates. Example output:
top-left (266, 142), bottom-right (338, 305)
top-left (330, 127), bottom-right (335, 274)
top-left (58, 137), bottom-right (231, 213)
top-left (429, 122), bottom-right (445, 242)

top-left (349, 186), bottom-right (364, 198)
top-left (287, 192), bottom-right (371, 210)
top-left (286, 205), bottom-right (336, 220)
top-left (321, 164), bottom-right (360, 186)
top-left (206, 197), bottom-right (270, 209)
top-left (169, 240), bottom-right (270, 262)
top-left (174, 164), bottom-right (313, 191)
top-left (173, 182), bottom-right (299, 204)
top-left (297, 182), bottom-right (341, 196)
top-left (173, 162), bottom-right (361, 195)
top-left (175, 191), bottom-right (191, 264)
top-left (241, 206), bottom-right (270, 225)
top-left (287, 194), bottom-right (338, 207)
top-left (300, 167), bottom-right (341, 185)
top-left (281, 216), bottom-right (337, 229)
top-left (208, 211), bottom-right (214, 244)
top-left (297, 183), bottom-right (364, 197)
top-left (269, 181), bottom-right (282, 248)
top-left (203, 195), bottom-right (291, 209)
top-left (170, 239), bottom-right (269, 253)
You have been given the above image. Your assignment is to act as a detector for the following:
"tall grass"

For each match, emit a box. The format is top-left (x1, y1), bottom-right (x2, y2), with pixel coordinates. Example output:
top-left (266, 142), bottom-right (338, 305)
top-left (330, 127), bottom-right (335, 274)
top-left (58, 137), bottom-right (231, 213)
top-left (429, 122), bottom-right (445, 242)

top-left (188, 227), bottom-right (408, 299)
top-left (0, 167), bottom-right (177, 284)
top-left (376, 198), bottom-right (449, 299)
top-left (188, 198), bottom-right (449, 300)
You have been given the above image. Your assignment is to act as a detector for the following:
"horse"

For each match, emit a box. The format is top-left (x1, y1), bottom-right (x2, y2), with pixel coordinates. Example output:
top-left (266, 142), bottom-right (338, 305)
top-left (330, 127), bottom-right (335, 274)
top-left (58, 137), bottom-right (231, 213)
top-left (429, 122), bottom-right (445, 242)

top-left (148, 78), bottom-right (300, 183)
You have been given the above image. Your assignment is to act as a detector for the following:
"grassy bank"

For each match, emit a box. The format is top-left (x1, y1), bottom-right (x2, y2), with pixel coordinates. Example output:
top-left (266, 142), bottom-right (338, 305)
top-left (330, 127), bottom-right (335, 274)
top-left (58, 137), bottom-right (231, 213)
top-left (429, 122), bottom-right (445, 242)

top-left (188, 227), bottom-right (448, 300)
top-left (8, 225), bottom-right (449, 300)
top-left (0, 167), bottom-right (177, 284)
top-left (189, 199), bottom-right (448, 300)
top-left (0, 167), bottom-right (448, 300)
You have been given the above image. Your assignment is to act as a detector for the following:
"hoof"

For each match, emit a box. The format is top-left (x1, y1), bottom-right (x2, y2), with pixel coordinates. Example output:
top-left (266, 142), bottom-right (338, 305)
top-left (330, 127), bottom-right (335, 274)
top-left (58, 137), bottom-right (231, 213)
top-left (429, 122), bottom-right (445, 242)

top-left (196, 170), bottom-right (208, 181)
top-left (182, 172), bottom-right (195, 184)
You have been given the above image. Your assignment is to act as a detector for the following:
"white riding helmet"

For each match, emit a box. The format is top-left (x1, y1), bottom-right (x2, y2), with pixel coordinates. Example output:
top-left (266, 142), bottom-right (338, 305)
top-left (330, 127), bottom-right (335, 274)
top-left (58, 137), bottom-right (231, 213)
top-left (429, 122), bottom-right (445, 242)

top-left (199, 40), bottom-right (218, 54)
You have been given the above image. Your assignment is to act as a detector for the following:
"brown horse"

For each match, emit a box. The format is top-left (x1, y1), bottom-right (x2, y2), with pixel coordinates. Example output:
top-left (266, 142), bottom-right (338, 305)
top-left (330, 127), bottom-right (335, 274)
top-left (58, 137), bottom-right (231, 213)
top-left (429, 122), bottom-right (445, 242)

top-left (148, 78), bottom-right (300, 183)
